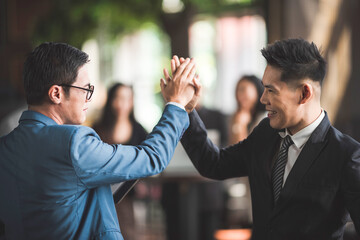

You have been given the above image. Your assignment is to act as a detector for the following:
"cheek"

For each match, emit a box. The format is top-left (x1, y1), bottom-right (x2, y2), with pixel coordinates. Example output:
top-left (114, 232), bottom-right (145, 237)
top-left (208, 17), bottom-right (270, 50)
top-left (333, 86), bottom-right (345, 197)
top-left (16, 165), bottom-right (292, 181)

top-left (248, 91), bottom-right (258, 105)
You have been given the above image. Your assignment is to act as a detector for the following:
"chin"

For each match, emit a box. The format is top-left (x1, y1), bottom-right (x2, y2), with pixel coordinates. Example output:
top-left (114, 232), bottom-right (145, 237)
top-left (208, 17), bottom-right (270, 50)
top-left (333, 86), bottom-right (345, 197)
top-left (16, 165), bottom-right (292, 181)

top-left (269, 120), bottom-right (283, 130)
top-left (73, 117), bottom-right (86, 125)
top-left (79, 117), bottom-right (87, 125)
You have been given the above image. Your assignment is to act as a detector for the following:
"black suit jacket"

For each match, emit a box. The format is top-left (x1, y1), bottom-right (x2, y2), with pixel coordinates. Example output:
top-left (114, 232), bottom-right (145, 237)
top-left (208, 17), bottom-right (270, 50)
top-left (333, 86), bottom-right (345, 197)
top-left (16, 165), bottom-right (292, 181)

top-left (181, 110), bottom-right (360, 240)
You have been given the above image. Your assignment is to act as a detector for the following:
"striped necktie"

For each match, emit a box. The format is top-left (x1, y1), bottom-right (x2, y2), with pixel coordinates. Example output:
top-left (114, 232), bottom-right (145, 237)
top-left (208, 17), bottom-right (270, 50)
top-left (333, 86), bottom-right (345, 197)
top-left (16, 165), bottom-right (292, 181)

top-left (272, 135), bottom-right (293, 203)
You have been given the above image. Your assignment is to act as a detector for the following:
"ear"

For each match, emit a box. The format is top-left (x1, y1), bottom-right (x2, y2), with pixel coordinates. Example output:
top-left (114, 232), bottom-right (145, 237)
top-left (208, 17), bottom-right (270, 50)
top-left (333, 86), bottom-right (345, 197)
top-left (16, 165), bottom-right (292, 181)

top-left (299, 83), bottom-right (313, 104)
top-left (48, 85), bottom-right (62, 104)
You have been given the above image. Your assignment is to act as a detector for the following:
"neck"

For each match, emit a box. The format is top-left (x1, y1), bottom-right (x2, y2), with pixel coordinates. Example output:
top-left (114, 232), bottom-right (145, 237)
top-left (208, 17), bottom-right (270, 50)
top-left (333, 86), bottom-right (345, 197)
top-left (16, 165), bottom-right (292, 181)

top-left (288, 103), bottom-right (322, 135)
top-left (115, 115), bottom-right (131, 124)
top-left (29, 104), bottom-right (64, 125)
top-left (237, 105), bottom-right (253, 114)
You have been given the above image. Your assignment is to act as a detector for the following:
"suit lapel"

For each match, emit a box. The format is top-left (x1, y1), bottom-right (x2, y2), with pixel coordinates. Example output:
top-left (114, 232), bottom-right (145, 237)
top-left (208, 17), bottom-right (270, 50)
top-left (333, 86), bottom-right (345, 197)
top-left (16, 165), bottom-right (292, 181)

top-left (270, 113), bottom-right (331, 218)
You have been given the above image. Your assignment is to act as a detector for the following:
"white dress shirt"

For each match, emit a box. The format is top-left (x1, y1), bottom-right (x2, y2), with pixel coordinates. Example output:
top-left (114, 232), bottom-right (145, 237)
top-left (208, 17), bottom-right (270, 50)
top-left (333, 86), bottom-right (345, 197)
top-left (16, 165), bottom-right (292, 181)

top-left (166, 102), bottom-right (186, 111)
top-left (278, 110), bottom-right (325, 185)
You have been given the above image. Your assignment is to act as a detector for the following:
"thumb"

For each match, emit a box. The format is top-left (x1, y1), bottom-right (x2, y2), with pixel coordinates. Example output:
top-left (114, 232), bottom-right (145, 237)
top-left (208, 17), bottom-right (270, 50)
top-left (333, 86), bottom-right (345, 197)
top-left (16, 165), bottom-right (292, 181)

top-left (160, 78), bottom-right (166, 95)
top-left (193, 75), bottom-right (202, 95)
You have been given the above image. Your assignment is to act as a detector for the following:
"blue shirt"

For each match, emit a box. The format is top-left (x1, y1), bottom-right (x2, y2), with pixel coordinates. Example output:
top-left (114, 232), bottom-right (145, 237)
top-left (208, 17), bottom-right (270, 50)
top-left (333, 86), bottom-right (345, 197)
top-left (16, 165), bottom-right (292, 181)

top-left (0, 104), bottom-right (189, 239)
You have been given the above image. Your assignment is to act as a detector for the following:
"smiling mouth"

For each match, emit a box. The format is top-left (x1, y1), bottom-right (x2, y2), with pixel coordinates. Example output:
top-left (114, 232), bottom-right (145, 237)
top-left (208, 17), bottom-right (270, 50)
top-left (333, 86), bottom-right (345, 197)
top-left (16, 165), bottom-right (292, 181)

top-left (267, 110), bottom-right (277, 117)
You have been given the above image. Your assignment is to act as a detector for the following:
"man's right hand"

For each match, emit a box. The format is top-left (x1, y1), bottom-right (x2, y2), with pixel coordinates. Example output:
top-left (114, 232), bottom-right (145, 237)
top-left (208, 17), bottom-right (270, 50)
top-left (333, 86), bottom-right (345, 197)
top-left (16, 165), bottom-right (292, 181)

top-left (160, 58), bottom-right (197, 108)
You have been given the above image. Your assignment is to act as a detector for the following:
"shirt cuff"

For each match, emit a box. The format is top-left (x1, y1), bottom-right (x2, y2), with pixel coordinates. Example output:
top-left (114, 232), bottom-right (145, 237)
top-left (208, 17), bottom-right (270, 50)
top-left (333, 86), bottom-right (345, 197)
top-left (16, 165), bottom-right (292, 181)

top-left (166, 102), bottom-right (186, 112)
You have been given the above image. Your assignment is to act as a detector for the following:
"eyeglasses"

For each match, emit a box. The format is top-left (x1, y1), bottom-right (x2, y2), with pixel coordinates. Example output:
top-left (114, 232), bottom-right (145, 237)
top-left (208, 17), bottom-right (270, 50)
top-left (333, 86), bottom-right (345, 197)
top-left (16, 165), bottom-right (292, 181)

top-left (60, 84), bottom-right (94, 100)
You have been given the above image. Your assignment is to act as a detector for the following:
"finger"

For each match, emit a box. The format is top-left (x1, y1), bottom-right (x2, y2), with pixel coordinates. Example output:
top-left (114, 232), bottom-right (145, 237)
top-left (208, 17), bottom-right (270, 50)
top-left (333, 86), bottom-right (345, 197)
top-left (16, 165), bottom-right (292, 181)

top-left (174, 58), bottom-right (191, 77)
top-left (193, 75), bottom-right (202, 95)
top-left (161, 78), bottom-right (167, 86)
top-left (187, 64), bottom-right (197, 81)
top-left (171, 59), bottom-right (176, 74)
top-left (173, 55), bottom-right (181, 68)
top-left (181, 59), bottom-right (196, 82)
top-left (180, 57), bottom-right (185, 63)
top-left (160, 78), bottom-right (167, 97)
top-left (163, 68), bottom-right (171, 82)
top-left (192, 74), bottom-right (199, 86)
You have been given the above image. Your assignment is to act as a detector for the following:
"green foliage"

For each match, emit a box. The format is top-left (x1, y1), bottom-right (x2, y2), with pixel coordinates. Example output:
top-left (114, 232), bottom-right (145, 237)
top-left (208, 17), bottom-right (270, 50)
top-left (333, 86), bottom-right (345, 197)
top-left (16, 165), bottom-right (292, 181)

top-left (32, 0), bottom-right (261, 48)
top-left (32, 0), bottom-right (163, 48)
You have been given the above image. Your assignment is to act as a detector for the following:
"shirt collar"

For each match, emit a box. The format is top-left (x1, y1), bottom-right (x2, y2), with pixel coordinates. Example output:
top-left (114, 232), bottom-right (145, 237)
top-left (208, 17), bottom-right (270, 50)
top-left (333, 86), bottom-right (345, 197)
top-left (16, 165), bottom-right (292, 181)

top-left (279, 110), bottom-right (325, 149)
top-left (19, 110), bottom-right (59, 126)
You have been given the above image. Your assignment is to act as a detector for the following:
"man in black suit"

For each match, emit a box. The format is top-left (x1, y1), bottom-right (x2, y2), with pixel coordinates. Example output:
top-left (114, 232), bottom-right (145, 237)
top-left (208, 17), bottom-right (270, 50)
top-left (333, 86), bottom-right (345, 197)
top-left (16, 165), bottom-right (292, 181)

top-left (178, 38), bottom-right (360, 239)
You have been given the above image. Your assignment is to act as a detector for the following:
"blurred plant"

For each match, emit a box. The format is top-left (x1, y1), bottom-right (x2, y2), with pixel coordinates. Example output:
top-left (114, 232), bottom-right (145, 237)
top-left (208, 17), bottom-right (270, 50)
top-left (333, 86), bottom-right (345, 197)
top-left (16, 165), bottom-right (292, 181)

top-left (32, 0), bottom-right (261, 48)
top-left (33, 0), bottom-right (163, 48)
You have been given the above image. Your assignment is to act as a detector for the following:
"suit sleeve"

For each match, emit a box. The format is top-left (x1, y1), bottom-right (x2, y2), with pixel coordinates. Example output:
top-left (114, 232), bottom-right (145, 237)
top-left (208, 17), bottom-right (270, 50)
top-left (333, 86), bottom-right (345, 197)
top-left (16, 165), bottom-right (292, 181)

top-left (181, 110), bottom-right (254, 180)
top-left (341, 138), bottom-right (360, 234)
top-left (69, 104), bottom-right (189, 188)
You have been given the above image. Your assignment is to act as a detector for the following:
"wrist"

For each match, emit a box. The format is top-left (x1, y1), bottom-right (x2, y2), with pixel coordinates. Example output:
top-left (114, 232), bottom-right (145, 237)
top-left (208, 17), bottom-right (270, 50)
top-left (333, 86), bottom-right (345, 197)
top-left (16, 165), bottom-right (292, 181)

top-left (167, 98), bottom-right (186, 107)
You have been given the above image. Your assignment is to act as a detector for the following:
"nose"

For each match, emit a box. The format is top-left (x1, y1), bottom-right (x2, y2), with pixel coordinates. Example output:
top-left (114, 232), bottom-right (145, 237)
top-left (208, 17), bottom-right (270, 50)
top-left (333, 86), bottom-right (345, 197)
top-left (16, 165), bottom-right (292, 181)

top-left (260, 92), bottom-right (266, 105)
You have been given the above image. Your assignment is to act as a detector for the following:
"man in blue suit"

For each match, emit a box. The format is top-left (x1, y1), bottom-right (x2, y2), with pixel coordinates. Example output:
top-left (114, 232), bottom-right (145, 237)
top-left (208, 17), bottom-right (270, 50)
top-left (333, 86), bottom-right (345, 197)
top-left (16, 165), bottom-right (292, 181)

top-left (179, 39), bottom-right (360, 239)
top-left (0, 42), bottom-right (201, 239)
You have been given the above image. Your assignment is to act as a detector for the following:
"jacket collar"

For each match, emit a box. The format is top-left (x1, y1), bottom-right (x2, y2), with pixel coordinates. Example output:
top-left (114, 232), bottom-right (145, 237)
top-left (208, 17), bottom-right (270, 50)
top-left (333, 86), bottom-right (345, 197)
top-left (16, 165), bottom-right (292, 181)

top-left (279, 110), bottom-right (325, 149)
top-left (19, 110), bottom-right (59, 126)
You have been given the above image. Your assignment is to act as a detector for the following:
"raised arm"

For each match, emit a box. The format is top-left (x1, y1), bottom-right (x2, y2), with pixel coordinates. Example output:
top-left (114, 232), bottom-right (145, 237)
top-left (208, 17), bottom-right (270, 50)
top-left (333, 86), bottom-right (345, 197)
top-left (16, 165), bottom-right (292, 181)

top-left (71, 58), bottom-right (200, 188)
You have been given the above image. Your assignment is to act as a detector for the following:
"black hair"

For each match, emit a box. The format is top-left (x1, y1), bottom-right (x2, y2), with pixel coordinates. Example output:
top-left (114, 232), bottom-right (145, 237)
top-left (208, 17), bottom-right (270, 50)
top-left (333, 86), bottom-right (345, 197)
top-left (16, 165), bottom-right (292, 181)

top-left (23, 42), bottom-right (89, 105)
top-left (236, 75), bottom-right (265, 118)
top-left (261, 38), bottom-right (326, 85)
top-left (95, 83), bottom-right (135, 130)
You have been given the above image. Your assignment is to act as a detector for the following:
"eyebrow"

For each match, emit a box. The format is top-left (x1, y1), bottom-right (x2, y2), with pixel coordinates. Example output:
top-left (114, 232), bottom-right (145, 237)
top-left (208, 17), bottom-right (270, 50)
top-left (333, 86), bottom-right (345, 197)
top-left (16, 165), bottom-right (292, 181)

top-left (262, 82), bottom-right (277, 91)
top-left (82, 83), bottom-right (91, 88)
top-left (264, 84), bottom-right (274, 89)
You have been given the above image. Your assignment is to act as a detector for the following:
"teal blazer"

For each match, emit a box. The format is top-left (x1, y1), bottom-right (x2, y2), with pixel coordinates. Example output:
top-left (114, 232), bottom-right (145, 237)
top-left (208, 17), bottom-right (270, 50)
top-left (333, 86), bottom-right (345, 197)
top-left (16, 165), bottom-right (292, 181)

top-left (0, 104), bottom-right (188, 240)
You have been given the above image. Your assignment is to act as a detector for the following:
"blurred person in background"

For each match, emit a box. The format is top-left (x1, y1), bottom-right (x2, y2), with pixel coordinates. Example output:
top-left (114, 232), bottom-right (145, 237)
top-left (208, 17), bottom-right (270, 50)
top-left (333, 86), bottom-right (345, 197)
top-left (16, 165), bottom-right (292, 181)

top-left (0, 42), bottom-right (200, 240)
top-left (229, 75), bottom-right (266, 144)
top-left (93, 83), bottom-right (147, 146)
top-left (93, 82), bottom-right (148, 240)
top-left (0, 103), bottom-right (27, 137)
top-left (179, 39), bottom-right (360, 239)
top-left (225, 75), bottom-right (266, 229)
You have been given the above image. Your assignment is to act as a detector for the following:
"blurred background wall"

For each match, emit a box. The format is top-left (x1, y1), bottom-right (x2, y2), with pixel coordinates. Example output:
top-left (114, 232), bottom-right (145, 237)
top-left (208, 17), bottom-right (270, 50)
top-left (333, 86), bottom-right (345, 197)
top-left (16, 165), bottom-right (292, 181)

top-left (1, 0), bottom-right (359, 140)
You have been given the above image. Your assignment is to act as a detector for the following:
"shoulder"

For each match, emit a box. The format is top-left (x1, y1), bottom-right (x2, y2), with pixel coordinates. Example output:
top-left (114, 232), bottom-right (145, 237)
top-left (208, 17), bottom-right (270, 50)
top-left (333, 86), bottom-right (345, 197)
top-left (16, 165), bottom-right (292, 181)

top-left (253, 117), bottom-right (272, 132)
top-left (247, 117), bottom-right (279, 142)
top-left (48, 124), bottom-right (96, 135)
top-left (327, 126), bottom-right (360, 154)
top-left (46, 125), bottom-right (100, 146)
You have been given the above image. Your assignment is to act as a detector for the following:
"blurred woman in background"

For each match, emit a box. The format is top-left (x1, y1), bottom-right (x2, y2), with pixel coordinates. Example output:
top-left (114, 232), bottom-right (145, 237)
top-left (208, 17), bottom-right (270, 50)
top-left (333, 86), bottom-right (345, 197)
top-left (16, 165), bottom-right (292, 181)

top-left (226, 75), bottom-right (266, 229)
top-left (93, 82), bottom-right (147, 240)
top-left (229, 75), bottom-right (266, 144)
top-left (94, 82), bottom-right (147, 146)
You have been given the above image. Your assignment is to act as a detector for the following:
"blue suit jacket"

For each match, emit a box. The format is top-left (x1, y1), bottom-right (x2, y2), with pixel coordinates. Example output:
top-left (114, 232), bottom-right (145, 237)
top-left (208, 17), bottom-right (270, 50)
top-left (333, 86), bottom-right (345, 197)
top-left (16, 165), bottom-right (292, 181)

top-left (0, 104), bottom-right (188, 240)
top-left (181, 110), bottom-right (360, 239)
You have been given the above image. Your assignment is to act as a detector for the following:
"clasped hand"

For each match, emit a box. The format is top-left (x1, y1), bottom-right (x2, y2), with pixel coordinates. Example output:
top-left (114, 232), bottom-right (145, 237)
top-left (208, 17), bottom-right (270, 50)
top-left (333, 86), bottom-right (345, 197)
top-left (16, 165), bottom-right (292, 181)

top-left (160, 56), bottom-right (202, 113)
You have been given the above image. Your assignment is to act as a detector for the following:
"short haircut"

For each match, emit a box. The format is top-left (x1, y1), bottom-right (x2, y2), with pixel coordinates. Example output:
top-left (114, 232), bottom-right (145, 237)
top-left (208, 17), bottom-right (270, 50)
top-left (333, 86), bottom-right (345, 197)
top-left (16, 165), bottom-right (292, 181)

top-left (23, 42), bottom-right (89, 105)
top-left (261, 38), bottom-right (326, 85)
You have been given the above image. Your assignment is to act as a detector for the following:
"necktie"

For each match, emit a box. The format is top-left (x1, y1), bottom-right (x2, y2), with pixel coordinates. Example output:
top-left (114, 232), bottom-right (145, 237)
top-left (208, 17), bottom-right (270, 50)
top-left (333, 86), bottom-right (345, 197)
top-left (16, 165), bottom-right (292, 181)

top-left (272, 135), bottom-right (293, 203)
